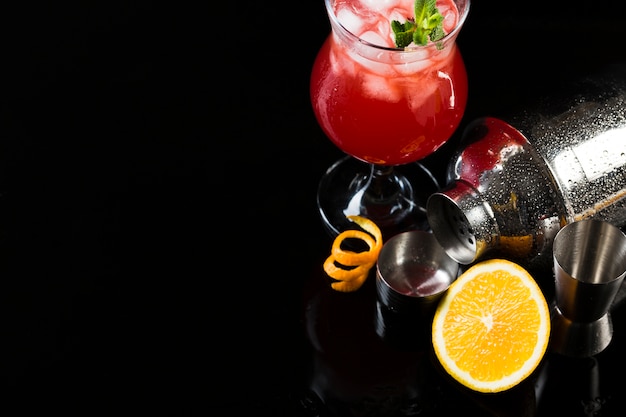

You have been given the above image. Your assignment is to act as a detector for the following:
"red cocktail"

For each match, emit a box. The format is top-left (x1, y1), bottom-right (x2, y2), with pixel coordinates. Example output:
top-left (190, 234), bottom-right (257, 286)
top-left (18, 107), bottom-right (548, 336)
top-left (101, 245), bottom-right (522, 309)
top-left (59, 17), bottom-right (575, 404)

top-left (312, 0), bottom-right (468, 165)
top-left (311, 0), bottom-right (470, 238)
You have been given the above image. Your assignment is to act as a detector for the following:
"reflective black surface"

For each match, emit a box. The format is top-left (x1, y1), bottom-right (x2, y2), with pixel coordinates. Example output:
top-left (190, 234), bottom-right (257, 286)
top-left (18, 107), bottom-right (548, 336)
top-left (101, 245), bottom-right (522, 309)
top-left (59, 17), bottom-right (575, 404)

top-left (3, 1), bottom-right (626, 415)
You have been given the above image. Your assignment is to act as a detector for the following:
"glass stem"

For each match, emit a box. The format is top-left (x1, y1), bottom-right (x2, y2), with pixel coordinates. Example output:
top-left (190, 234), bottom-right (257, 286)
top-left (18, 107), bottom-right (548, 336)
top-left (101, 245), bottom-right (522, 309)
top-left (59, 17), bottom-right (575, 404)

top-left (360, 164), bottom-right (417, 233)
top-left (367, 165), bottom-right (400, 203)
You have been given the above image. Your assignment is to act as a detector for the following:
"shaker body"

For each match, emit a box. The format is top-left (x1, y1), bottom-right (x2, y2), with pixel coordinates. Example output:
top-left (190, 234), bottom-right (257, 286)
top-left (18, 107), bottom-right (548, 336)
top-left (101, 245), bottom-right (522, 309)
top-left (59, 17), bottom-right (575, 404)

top-left (427, 66), bottom-right (626, 269)
top-left (516, 77), bottom-right (626, 227)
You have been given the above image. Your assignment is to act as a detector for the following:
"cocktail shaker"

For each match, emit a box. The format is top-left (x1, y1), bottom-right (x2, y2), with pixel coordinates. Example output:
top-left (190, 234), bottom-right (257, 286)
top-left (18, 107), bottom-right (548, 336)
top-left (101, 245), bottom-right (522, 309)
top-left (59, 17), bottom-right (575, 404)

top-left (427, 64), bottom-right (626, 269)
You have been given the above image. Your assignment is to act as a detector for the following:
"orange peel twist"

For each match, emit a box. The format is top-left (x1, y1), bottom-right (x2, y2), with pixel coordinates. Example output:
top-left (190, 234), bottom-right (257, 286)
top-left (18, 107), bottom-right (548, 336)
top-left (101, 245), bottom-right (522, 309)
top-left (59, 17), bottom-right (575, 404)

top-left (323, 215), bottom-right (383, 292)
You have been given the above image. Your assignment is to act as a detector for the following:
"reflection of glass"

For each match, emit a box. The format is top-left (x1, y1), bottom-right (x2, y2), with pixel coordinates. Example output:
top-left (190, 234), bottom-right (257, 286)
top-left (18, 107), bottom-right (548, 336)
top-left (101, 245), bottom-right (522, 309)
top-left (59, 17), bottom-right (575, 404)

top-left (303, 278), bottom-right (443, 416)
top-left (311, 0), bottom-right (470, 238)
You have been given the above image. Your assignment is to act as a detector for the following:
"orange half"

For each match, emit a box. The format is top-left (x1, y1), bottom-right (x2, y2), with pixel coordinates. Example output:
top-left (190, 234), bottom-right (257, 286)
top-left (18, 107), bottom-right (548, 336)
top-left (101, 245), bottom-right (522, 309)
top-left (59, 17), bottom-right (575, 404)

top-left (432, 259), bottom-right (550, 393)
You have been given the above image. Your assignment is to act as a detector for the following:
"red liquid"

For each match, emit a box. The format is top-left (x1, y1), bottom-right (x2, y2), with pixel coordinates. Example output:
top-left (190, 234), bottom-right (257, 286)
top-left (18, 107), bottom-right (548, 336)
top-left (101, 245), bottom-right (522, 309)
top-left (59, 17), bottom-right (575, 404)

top-left (311, 0), bottom-right (468, 166)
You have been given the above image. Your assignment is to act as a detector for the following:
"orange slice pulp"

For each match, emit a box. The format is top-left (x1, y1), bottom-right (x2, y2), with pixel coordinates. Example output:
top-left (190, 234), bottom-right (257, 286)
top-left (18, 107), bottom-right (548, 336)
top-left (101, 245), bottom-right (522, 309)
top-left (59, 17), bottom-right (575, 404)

top-left (432, 258), bottom-right (550, 393)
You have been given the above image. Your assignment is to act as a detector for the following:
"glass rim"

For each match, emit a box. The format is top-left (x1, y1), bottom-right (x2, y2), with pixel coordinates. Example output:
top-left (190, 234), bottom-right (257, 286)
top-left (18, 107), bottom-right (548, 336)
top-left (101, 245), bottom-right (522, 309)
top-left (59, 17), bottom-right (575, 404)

top-left (324, 0), bottom-right (471, 52)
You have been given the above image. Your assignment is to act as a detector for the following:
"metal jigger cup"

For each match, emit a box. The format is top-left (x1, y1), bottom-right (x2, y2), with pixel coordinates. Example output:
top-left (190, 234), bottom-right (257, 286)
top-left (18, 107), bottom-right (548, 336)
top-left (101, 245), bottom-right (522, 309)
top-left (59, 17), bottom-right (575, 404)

top-left (375, 231), bottom-right (459, 349)
top-left (550, 219), bottom-right (626, 357)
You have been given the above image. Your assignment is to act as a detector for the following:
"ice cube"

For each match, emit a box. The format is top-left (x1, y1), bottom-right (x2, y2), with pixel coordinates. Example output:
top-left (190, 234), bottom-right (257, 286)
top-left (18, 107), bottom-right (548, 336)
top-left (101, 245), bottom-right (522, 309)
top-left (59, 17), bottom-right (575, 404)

top-left (394, 58), bottom-right (431, 76)
top-left (407, 82), bottom-right (440, 116)
top-left (329, 44), bottom-right (358, 77)
top-left (388, 8), bottom-right (408, 24)
top-left (336, 6), bottom-right (364, 35)
top-left (362, 73), bottom-right (402, 103)
top-left (359, 0), bottom-right (404, 13)
top-left (359, 30), bottom-right (388, 47)
top-left (345, 49), bottom-right (389, 77)
top-left (442, 9), bottom-right (458, 33)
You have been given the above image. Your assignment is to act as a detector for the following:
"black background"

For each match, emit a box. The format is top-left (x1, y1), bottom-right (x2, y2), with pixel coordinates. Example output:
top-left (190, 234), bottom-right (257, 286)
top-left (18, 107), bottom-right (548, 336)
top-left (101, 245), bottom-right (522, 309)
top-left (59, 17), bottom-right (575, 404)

top-left (2, 1), bottom-right (626, 415)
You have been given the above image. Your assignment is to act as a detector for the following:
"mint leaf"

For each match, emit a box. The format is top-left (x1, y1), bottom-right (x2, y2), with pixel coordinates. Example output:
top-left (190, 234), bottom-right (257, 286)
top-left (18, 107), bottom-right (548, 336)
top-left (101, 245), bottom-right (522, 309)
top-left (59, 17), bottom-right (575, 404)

top-left (391, 19), bottom-right (416, 48)
top-left (391, 0), bottom-right (445, 48)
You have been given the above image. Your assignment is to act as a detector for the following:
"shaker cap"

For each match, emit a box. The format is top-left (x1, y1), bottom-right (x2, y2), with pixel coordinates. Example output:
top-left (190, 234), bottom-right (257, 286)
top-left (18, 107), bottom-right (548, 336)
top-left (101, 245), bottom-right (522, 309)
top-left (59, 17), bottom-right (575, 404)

top-left (427, 181), bottom-right (498, 265)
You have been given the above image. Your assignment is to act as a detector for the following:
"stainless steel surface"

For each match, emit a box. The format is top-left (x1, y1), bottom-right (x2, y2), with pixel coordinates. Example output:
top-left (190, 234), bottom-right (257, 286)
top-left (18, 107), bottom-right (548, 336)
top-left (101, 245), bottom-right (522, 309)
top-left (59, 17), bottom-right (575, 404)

top-left (550, 219), bottom-right (626, 357)
top-left (375, 230), bottom-right (459, 349)
top-left (550, 306), bottom-right (614, 359)
top-left (427, 69), bottom-right (626, 269)
top-left (376, 231), bottom-right (459, 316)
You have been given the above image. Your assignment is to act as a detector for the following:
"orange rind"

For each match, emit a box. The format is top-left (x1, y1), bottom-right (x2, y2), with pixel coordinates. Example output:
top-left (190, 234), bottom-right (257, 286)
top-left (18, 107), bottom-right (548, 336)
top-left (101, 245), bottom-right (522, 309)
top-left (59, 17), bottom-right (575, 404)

top-left (331, 229), bottom-right (378, 266)
top-left (323, 215), bottom-right (382, 292)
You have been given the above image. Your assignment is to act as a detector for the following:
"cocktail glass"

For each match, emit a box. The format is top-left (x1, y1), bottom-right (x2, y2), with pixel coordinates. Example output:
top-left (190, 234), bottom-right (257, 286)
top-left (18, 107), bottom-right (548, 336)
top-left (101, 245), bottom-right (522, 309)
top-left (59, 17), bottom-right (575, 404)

top-left (311, 0), bottom-right (470, 239)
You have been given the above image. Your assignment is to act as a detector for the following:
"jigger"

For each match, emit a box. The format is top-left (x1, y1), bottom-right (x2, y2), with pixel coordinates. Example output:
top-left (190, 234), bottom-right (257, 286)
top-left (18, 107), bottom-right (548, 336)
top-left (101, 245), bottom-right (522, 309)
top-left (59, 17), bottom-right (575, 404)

top-left (550, 219), bottom-right (626, 357)
top-left (375, 231), bottom-right (459, 349)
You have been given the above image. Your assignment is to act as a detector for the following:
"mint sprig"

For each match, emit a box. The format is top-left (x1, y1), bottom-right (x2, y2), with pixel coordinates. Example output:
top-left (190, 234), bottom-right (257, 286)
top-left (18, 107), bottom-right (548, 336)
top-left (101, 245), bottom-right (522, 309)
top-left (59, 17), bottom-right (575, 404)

top-left (391, 0), bottom-right (445, 48)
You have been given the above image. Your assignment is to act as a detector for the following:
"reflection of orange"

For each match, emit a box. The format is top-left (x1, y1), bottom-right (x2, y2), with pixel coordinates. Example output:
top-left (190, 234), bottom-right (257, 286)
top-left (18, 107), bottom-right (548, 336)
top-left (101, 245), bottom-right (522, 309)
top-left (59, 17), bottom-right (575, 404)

top-left (432, 259), bottom-right (550, 393)
top-left (499, 234), bottom-right (534, 258)
top-left (490, 192), bottom-right (535, 258)
top-left (362, 156), bottom-right (387, 164)
top-left (400, 135), bottom-right (426, 154)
